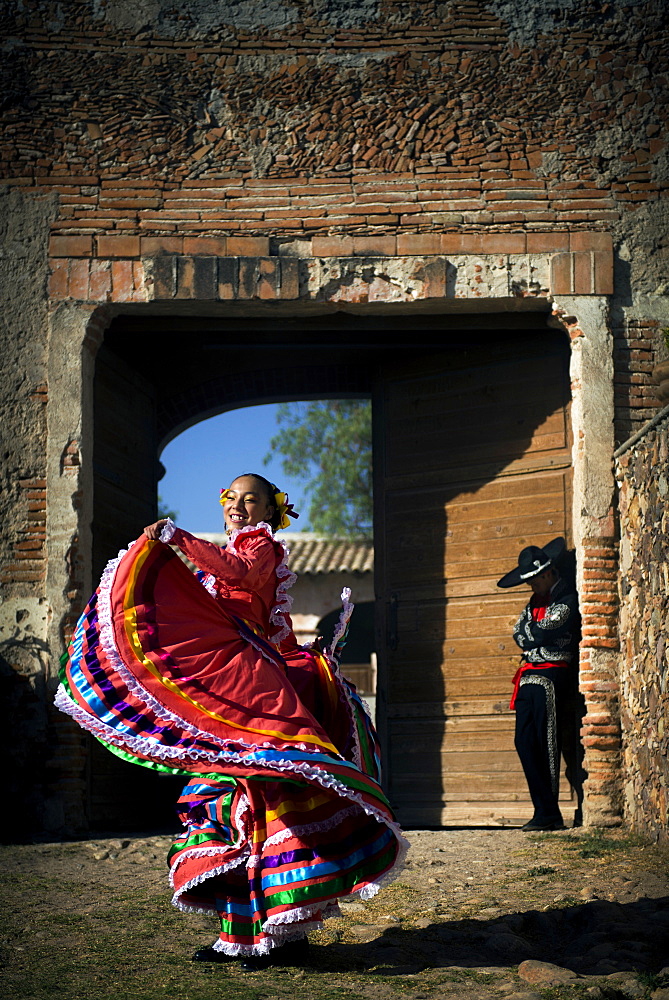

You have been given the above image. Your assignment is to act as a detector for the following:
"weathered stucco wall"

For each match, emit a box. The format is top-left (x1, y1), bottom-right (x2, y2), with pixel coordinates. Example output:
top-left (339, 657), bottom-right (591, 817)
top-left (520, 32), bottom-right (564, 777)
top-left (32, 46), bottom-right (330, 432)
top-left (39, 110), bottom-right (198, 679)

top-left (0, 187), bottom-right (56, 597)
top-left (553, 295), bottom-right (622, 826)
top-left (616, 411), bottom-right (669, 842)
top-left (0, 186), bottom-right (58, 835)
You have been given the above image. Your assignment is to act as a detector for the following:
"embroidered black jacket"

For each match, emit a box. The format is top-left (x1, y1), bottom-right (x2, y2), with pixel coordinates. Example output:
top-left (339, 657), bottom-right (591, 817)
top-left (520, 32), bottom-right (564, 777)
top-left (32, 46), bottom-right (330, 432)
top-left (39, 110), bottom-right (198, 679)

top-left (512, 577), bottom-right (580, 664)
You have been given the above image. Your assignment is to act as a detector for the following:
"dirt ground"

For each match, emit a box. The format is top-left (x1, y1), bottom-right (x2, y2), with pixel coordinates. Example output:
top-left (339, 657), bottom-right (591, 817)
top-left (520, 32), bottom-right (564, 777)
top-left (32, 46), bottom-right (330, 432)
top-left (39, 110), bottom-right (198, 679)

top-left (2, 824), bottom-right (668, 1000)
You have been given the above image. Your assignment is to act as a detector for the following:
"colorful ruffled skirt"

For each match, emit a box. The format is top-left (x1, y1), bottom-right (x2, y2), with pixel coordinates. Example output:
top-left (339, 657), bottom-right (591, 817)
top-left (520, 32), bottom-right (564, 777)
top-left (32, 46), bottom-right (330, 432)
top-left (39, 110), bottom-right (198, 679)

top-left (56, 537), bottom-right (406, 955)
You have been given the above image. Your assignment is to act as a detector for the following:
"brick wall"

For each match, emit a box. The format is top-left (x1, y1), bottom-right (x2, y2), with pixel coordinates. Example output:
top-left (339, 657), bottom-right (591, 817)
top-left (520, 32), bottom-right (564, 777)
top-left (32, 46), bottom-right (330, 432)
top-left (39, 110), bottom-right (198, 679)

top-left (1, 2), bottom-right (667, 269)
top-left (616, 413), bottom-right (669, 842)
top-left (613, 318), bottom-right (665, 444)
top-left (578, 532), bottom-right (623, 825)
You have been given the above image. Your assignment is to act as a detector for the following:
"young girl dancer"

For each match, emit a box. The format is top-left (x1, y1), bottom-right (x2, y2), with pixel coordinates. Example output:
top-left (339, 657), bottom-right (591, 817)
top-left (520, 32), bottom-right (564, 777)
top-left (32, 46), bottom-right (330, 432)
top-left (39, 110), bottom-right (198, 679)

top-left (57, 473), bottom-right (406, 970)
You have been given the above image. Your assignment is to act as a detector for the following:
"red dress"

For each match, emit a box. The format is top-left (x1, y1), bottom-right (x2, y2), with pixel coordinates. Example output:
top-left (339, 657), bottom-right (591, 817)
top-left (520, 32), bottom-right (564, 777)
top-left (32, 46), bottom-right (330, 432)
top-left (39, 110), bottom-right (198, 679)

top-left (56, 520), bottom-right (406, 956)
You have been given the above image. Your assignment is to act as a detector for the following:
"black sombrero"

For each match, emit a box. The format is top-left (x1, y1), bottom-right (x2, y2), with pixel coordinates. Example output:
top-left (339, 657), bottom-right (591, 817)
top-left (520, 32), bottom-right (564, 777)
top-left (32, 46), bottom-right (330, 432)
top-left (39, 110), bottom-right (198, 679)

top-left (496, 537), bottom-right (566, 589)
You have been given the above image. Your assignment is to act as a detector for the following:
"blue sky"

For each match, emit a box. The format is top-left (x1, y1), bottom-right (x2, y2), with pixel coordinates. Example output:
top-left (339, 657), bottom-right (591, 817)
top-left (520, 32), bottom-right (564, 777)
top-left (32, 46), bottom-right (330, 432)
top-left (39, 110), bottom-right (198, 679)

top-left (159, 403), bottom-right (310, 533)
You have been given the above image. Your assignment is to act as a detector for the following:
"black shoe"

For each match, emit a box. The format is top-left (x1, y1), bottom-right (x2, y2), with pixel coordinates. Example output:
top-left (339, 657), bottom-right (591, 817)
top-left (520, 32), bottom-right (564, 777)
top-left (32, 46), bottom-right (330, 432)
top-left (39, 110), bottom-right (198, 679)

top-left (192, 945), bottom-right (234, 963)
top-left (273, 937), bottom-right (310, 966)
top-left (240, 937), bottom-right (310, 972)
top-left (521, 818), bottom-right (565, 831)
top-left (240, 953), bottom-right (272, 972)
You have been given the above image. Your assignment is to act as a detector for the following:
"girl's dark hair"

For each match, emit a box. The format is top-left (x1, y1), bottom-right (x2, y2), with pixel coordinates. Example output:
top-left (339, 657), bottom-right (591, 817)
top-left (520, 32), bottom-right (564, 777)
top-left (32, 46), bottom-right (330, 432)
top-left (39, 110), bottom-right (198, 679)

top-left (241, 472), bottom-right (282, 531)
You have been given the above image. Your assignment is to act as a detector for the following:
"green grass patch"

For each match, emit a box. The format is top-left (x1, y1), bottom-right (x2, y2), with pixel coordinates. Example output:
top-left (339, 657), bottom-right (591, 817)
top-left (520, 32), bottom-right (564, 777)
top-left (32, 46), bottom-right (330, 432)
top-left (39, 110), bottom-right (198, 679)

top-left (438, 967), bottom-right (499, 985)
top-left (542, 896), bottom-right (581, 909)
top-left (565, 830), bottom-right (642, 859)
top-left (531, 828), bottom-right (644, 859)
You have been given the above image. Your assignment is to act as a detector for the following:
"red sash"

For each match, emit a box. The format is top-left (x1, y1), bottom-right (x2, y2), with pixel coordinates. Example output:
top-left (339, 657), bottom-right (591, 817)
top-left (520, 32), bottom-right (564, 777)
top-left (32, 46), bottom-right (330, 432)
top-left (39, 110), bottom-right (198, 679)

top-left (509, 600), bottom-right (569, 709)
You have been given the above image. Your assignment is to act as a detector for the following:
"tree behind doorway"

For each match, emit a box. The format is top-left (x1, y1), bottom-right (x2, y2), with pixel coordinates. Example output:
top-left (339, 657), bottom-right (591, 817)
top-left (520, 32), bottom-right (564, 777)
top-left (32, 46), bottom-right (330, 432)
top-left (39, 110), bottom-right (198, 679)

top-left (265, 399), bottom-right (372, 537)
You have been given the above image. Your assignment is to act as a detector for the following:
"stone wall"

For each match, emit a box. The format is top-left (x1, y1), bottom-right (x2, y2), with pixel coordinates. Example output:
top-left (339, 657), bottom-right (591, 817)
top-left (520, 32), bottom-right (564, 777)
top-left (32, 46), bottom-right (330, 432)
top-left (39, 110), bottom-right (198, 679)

top-left (613, 317), bottom-right (665, 444)
top-left (0, 186), bottom-right (59, 836)
top-left (616, 410), bottom-right (669, 842)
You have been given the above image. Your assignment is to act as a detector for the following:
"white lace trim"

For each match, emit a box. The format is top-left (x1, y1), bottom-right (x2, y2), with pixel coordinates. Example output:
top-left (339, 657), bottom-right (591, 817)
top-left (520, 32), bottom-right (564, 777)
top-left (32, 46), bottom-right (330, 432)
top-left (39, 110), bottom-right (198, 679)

top-left (262, 802), bottom-right (365, 850)
top-left (210, 941), bottom-right (242, 956)
top-left (338, 677), bottom-right (364, 770)
top-left (355, 690), bottom-right (375, 721)
top-left (168, 779), bottom-right (407, 906)
top-left (207, 909), bottom-right (335, 955)
top-left (57, 683), bottom-right (405, 835)
top-left (263, 915), bottom-right (324, 934)
top-left (270, 539), bottom-right (297, 643)
top-left (200, 573), bottom-right (217, 597)
top-left (159, 517), bottom-right (176, 543)
top-left (170, 844), bottom-right (249, 887)
top-left (212, 940), bottom-right (269, 957)
top-left (324, 589), bottom-right (373, 769)
top-left (172, 898), bottom-right (218, 915)
top-left (317, 589), bottom-right (364, 770)
top-left (225, 521), bottom-right (274, 548)
top-left (211, 932), bottom-right (308, 957)
top-left (170, 793), bottom-right (251, 885)
top-left (359, 839), bottom-right (410, 899)
top-left (263, 898), bottom-right (340, 929)
top-left (226, 522), bottom-right (296, 644)
top-left (171, 851), bottom-right (250, 908)
top-left (55, 681), bottom-right (327, 760)
top-left (234, 789), bottom-right (251, 832)
top-left (327, 587), bottom-right (354, 659)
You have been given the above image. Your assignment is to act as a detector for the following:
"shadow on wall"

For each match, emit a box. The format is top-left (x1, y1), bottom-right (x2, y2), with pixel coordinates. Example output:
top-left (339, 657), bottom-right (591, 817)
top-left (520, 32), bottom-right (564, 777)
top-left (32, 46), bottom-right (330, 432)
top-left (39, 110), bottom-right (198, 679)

top-left (554, 546), bottom-right (587, 828)
top-left (0, 651), bottom-right (50, 840)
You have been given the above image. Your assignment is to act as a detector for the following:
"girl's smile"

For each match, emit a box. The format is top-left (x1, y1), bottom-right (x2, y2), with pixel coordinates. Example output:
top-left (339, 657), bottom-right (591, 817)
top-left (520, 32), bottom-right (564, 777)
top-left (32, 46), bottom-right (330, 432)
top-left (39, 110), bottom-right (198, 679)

top-left (222, 476), bottom-right (274, 532)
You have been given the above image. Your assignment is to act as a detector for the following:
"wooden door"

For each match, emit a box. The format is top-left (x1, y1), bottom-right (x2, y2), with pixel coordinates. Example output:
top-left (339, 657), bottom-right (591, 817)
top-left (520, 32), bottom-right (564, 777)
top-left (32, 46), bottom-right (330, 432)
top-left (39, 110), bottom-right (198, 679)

top-left (93, 344), bottom-right (159, 580)
top-left (90, 344), bottom-right (185, 827)
top-left (374, 328), bottom-right (573, 827)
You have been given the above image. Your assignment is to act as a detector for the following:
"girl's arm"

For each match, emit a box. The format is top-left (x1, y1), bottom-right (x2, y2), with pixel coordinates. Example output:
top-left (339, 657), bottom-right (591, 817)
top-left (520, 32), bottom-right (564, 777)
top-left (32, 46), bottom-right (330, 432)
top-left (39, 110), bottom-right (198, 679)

top-left (143, 519), bottom-right (277, 589)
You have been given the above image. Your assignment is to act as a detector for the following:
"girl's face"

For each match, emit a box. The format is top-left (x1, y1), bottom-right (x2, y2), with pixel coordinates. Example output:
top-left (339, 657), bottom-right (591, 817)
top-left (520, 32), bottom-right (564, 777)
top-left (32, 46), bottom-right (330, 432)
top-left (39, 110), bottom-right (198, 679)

top-left (222, 476), bottom-right (274, 532)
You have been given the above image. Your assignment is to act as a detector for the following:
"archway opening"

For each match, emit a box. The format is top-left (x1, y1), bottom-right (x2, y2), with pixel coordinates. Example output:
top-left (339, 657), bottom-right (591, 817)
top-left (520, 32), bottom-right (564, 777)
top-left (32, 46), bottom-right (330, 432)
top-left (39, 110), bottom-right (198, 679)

top-left (157, 403), bottom-right (313, 534)
top-left (88, 299), bottom-right (573, 830)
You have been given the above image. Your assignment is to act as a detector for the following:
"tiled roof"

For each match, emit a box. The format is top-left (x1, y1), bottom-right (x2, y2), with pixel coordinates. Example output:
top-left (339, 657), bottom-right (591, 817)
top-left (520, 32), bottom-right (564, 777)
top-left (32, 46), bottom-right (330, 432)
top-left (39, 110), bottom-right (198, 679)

top-left (281, 533), bottom-right (373, 575)
top-left (196, 532), bottom-right (373, 575)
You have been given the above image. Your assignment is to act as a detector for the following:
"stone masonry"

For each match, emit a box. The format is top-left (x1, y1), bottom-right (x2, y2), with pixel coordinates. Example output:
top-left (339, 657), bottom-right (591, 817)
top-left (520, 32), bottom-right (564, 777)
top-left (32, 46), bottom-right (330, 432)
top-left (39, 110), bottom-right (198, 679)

top-left (616, 409), bottom-right (669, 842)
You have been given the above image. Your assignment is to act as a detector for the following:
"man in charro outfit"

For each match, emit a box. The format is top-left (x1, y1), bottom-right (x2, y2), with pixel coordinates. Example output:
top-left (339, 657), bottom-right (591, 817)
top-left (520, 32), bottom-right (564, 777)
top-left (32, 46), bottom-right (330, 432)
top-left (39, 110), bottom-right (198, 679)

top-left (497, 537), bottom-right (580, 832)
